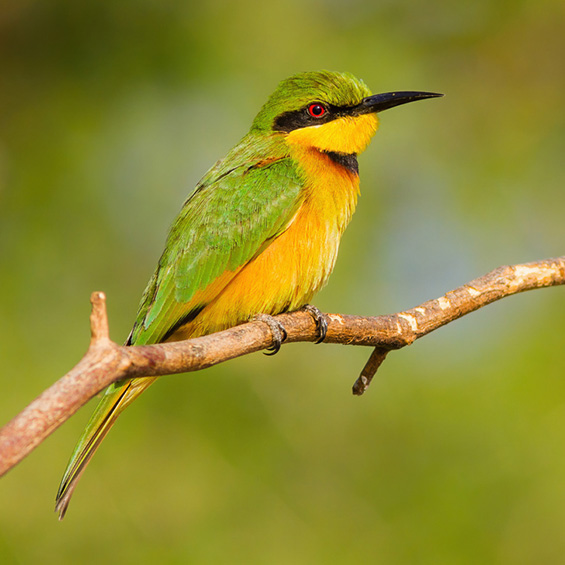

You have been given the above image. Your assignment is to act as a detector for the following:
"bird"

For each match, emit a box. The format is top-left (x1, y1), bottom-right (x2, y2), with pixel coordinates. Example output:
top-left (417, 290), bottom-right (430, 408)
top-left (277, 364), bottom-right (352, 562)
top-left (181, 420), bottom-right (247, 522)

top-left (55, 70), bottom-right (441, 518)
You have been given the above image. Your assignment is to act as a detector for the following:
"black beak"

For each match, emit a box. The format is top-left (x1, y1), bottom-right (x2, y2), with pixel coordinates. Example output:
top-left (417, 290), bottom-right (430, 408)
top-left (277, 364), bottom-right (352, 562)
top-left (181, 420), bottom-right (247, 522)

top-left (357, 91), bottom-right (443, 114)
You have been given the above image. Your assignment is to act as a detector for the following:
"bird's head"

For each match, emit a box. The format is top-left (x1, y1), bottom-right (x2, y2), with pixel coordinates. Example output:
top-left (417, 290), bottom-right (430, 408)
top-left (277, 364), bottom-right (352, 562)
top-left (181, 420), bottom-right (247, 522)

top-left (251, 70), bottom-right (441, 156)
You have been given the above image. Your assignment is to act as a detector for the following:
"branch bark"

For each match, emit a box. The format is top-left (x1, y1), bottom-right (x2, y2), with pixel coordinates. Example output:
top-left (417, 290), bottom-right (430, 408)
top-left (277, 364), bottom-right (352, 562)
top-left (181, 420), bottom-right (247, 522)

top-left (0, 256), bottom-right (563, 477)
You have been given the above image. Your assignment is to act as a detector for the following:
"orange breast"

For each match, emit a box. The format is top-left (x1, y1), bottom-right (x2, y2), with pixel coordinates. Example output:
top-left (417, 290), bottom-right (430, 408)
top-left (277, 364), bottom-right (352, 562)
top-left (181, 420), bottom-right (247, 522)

top-left (170, 149), bottom-right (359, 340)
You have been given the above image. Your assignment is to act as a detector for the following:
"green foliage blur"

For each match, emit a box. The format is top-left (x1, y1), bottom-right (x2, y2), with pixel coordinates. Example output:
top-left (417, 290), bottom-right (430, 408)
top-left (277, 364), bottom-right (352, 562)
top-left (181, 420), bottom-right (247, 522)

top-left (1, 0), bottom-right (564, 563)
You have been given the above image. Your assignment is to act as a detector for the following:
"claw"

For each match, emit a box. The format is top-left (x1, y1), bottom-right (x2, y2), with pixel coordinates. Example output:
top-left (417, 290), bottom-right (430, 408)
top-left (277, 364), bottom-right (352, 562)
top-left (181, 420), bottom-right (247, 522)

top-left (254, 314), bottom-right (288, 355)
top-left (302, 304), bottom-right (328, 343)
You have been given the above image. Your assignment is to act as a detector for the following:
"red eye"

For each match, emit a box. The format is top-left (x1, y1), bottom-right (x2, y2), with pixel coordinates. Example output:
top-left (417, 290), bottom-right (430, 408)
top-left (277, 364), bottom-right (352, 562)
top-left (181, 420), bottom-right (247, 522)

top-left (308, 103), bottom-right (326, 118)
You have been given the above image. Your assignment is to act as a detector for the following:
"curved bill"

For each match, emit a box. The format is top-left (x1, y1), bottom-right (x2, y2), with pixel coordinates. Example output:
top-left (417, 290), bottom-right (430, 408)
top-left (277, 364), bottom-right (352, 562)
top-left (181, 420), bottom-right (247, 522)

top-left (357, 91), bottom-right (443, 114)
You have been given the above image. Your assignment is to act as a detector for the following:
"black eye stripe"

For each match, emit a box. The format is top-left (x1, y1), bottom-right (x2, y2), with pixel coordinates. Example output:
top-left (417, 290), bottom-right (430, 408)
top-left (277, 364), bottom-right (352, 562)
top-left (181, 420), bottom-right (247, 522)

top-left (274, 102), bottom-right (348, 133)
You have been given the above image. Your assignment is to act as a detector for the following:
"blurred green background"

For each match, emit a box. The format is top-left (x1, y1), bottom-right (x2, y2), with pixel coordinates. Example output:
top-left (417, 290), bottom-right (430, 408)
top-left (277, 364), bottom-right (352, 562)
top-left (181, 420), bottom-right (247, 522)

top-left (1, 0), bottom-right (564, 563)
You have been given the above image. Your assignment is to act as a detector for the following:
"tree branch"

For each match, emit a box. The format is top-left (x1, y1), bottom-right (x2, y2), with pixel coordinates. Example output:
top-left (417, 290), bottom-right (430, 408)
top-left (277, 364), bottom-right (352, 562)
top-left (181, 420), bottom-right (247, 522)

top-left (0, 256), bottom-right (563, 477)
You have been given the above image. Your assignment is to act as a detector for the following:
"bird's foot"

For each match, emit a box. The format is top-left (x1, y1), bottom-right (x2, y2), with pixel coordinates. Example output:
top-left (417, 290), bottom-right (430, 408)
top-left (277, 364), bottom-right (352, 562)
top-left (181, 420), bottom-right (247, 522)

top-left (254, 314), bottom-right (288, 355)
top-left (302, 304), bottom-right (328, 344)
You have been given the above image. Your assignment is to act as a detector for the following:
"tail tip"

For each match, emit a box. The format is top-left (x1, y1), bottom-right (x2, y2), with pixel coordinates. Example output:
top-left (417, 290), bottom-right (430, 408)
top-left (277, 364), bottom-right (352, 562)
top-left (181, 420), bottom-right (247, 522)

top-left (55, 486), bottom-right (72, 520)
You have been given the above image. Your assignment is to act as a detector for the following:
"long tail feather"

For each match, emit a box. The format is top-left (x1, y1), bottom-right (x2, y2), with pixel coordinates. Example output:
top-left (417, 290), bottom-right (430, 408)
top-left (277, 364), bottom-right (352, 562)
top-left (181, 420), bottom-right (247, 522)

top-left (55, 377), bottom-right (155, 519)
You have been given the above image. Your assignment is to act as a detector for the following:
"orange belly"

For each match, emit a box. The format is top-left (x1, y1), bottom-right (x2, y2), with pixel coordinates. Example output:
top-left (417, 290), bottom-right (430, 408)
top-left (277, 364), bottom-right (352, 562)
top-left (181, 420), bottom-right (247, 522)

top-left (170, 149), bottom-right (359, 340)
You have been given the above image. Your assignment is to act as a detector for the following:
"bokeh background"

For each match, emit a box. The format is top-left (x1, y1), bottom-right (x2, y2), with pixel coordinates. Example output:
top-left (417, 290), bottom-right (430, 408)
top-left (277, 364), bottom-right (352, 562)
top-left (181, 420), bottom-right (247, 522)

top-left (1, 1), bottom-right (564, 563)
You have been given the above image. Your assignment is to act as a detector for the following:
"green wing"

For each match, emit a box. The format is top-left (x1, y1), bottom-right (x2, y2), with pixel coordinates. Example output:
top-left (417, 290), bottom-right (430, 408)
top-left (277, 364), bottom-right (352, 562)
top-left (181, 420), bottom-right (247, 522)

top-left (128, 133), bottom-right (303, 346)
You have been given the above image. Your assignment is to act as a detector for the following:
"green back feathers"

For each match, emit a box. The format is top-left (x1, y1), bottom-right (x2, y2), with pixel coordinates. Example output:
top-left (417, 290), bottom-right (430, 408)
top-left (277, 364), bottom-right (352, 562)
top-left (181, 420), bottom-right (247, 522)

top-left (251, 71), bottom-right (372, 132)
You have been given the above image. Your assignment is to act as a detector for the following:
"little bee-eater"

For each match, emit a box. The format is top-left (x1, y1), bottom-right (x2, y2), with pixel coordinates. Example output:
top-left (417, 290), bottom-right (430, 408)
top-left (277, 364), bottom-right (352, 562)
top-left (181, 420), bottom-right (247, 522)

top-left (55, 71), bottom-right (441, 517)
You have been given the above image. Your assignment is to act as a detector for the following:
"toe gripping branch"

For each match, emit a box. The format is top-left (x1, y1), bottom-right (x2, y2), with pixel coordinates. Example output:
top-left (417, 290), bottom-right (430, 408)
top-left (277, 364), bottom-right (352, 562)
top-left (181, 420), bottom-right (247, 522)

top-left (302, 304), bottom-right (328, 344)
top-left (255, 314), bottom-right (288, 355)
